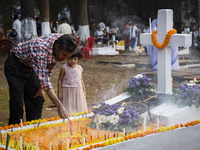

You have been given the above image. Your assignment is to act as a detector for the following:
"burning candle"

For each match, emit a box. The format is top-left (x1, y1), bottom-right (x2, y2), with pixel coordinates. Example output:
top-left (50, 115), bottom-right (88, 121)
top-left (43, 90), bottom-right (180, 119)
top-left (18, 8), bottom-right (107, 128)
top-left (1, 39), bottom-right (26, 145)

top-left (36, 141), bottom-right (38, 150)
top-left (123, 128), bottom-right (125, 136)
top-left (69, 120), bottom-right (73, 135)
top-left (157, 118), bottom-right (159, 128)
top-left (143, 114), bottom-right (146, 131)
top-left (20, 136), bottom-right (22, 150)
top-left (67, 139), bottom-right (69, 150)
top-left (149, 18), bottom-right (151, 33)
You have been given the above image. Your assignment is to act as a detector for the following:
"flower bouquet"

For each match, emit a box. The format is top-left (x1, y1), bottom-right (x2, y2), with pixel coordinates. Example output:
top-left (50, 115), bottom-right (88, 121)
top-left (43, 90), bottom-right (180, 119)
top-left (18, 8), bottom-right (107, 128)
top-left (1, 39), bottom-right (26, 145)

top-left (170, 83), bottom-right (200, 108)
top-left (87, 102), bottom-right (143, 133)
top-left (124, 73), bottom-right (156, 95)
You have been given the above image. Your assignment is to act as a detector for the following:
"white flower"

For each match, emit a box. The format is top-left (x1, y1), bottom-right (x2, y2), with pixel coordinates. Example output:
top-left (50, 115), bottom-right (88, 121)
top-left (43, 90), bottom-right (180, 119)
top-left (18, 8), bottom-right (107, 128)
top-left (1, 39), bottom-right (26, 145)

top-left (98, 115), bottom-right (106, 124)
top-left (117, 107), bottom-right (125, 114)
top-left (93, 106), bottom-right (98, 109)
top-left (187, 83), bottom-right (195, 87)
top-left (109, 115), bottom-right (119, 125)
top-left (135, 74), bottom-right (143, 79)
top-left (93, 114), bottom-right (99, 123)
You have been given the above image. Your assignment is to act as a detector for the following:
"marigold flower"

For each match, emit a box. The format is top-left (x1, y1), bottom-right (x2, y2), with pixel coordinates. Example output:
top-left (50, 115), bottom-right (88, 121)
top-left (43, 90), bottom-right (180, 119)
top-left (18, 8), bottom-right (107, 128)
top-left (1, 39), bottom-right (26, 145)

top-left (124, 136), bottom-right (129, 140)
top-left (100, 143), bottom-right (105, 147)
top-left (0, 126), bottom-right (3, 131)
top-left (15, 124), bottom-right (19, 128)
top-left (4, 126), bottom-right (8, 130)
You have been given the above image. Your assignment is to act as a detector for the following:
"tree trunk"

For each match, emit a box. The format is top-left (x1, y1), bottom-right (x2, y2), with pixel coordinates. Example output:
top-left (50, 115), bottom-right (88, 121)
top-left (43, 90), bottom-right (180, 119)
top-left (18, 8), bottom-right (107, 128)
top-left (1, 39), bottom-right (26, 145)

top-left (41, 0), bottom-right (51, 35)
top-left (77, 0), bottom-right (90, 43)
top-left (198, 0), bottom-right (200, 29)
top-left (20, 0), bottom-right (37, 42)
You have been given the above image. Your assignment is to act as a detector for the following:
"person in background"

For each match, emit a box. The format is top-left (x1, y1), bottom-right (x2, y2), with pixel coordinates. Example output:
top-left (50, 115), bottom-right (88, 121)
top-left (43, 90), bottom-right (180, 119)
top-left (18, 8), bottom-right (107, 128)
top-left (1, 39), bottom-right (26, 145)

top-left (12, 14), bottom-right (21, 44)
top-left (50, 18), bottom-right (57, 33)
top-left (102, 29), bottom-right (109, 44)
top-left (58, 48), bottom-right (88, 113)
top-left (36, 17), bottom-right (41, 37)
top-left (57, 17), bottom-right (72, 34)
top-left (4, 34), bottom-right (77, 125)
top-left (129, 22), bottom-right (138, 51)
top-left (137, 23), bottom-right (142, 47)
top-left (71, 22), bottom-right (75, 35)
top-left (115, 29), bottom-right (123, 41)
top-left (90, 22), bottom-right (96, 37)
top-left (111, 25), bottom-right (119, 34)
top-left (96, 26), bottom-right (104, 43)
top-left (98, 20), bottom-right (106, 31)
top-left (109, 30), bottom-right (115, 40)
top-left (123, 25), bottom-right (130, 51)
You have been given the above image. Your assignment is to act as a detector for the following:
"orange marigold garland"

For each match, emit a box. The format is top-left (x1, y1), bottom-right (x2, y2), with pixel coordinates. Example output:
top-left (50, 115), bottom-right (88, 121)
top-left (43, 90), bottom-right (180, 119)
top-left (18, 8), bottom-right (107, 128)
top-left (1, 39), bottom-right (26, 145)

top-left (151, 29), bottom-right (177, 49)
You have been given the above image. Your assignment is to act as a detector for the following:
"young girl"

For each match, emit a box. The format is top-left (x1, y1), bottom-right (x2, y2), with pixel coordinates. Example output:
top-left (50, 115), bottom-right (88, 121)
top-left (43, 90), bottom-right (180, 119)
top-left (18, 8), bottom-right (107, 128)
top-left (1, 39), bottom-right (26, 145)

top-left (58, 49), bottom-right (88, 113)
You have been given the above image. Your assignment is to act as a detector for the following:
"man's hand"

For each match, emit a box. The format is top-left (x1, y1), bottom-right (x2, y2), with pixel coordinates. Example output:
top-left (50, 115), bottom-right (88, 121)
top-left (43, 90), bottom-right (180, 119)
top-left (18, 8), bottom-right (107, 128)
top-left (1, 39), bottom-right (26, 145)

top-left (46, 89), bottom-right (69, 119)
top-left (34, 87), bottom-right (46, 101)
top-left (58, 92), bottom-right (62, 100)
top-left (58, 105), bottom-right (69, 119)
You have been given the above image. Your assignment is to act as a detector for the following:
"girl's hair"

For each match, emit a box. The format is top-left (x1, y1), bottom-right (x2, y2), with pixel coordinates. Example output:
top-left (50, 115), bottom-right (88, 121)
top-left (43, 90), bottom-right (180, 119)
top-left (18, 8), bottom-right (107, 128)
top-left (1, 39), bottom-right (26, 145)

top-left (70, 48), bottom-right (84, 59)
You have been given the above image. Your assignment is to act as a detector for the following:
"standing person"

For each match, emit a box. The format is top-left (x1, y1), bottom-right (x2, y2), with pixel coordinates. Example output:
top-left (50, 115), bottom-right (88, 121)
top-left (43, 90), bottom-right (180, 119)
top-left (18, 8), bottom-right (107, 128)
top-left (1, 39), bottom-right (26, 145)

top-left (146, 19), bottom-right (179, 71)
top-left (57, 17), bottom-right (72, 34)
top-left (36, 17), bottom-right (41, 37)
top-left (98, 20), bottom-right (106, 31)
top-left (129, 22), bottom-right (138, 51)
top-left (4, 34), bottom-right (77, 125)
top-left (123, 25), bottom-right (130, 51)
top-left (90, 22), bottom-right (96, 37)
top-left (12, 14), bottom-right (21, 44)
top-left (57, 49), bottom-right (88, 113)
top-left (70, 23), bottom-right (75, 35)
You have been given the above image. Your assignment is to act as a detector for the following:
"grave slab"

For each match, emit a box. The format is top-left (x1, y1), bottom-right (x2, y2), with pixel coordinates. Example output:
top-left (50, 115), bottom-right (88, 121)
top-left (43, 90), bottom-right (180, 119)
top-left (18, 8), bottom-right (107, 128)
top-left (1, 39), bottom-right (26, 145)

top-left (92, 46), bottom-right (119, 55)
top-left (148, 103), bottom-right (200, 126)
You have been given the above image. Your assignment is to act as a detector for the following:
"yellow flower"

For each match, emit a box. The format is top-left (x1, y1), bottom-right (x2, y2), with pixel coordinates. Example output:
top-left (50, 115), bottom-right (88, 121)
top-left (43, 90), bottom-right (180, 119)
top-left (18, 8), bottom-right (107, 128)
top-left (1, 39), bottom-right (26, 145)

top-left (116, 138), bottom-right (120, 143)
top-left (104, 141), bottom-right (108, 146)
top-left (170, 126), bottom-right (174, 130)
top-left (120, 137), bottom-right (125, 142)
top-left (108, 139), bottom-right (113, 145)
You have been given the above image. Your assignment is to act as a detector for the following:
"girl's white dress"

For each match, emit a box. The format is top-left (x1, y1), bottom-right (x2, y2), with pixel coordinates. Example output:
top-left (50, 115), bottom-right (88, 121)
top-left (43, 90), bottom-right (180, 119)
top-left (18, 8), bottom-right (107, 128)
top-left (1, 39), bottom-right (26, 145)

top-left (61, 63), bottom-right (88, 113)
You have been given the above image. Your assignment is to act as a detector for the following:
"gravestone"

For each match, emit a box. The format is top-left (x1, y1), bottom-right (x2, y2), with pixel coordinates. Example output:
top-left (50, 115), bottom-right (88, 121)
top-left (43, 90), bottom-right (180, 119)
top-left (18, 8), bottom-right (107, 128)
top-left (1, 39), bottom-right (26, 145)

top-left (140, 9), bottom-right (191, 94)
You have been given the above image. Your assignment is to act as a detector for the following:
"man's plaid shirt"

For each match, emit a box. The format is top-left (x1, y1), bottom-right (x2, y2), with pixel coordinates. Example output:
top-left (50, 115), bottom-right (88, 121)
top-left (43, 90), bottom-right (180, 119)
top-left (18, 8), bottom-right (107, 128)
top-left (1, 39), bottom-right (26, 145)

top-left (13, 34), bottom-right (62, 91)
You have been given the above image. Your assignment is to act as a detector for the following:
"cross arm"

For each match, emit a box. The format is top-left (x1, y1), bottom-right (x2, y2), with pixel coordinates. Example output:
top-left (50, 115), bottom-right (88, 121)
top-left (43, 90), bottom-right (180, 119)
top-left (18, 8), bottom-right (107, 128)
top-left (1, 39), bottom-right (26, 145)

top-left (140, 33), bottom-right (192, 47)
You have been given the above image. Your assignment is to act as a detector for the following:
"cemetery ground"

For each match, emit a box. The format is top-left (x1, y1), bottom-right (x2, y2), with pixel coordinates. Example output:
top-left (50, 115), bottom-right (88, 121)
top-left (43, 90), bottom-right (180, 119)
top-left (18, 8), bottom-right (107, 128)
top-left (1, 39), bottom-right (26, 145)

top-left (0, 48), bottom-right (200, 126)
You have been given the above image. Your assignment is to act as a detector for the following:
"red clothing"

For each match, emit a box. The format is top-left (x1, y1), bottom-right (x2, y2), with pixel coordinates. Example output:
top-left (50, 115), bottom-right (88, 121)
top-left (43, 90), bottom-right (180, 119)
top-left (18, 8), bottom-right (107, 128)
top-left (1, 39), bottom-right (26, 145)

top-left (13, 34), bottom-right (62, 90)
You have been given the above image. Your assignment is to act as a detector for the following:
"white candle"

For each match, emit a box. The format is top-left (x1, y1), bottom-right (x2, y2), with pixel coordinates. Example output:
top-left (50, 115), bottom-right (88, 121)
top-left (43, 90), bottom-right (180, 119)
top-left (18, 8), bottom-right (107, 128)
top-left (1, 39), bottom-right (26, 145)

top-left (143, 114), bottom-right (146, 131)
top-left (20, 136), bottom-right (22, 150)
top-left (157, 118), bottom-right (159, 128)
top-left (67, 139), bottom-right (69, 150)
top-left (20, 119), bottom-right (23, 128)
top-left (5, 132), bottom-right (7, 145)
top-left (123, 128), bottom-right (125, 136)
top-left (83, 137), bottom-right (85, 146)
top-left (50, 142), bottom-right (52, 150)
top-left (149, 18), bottom-right (151, 33)
top-left (36, 141), bottom-right (38, 150)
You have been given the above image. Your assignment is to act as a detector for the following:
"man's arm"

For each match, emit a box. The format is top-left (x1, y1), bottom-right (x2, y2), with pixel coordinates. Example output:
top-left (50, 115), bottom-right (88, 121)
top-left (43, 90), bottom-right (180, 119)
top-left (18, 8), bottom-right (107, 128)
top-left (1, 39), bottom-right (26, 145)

top-left (46, 88), bottom-right (69, 119)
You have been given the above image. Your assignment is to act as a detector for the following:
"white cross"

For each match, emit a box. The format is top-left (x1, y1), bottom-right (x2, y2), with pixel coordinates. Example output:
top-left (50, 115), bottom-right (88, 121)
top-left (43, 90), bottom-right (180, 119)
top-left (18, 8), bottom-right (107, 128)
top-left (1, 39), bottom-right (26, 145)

top-left (140, 9), bottom-right (191, 94)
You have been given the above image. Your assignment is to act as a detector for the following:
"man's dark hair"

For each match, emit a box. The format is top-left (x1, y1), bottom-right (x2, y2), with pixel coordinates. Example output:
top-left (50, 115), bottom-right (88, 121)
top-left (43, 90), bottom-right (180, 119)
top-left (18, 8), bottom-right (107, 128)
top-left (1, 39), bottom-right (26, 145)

top-left (61, 17), bottom-right (67, 23)
top-left (54, 34), bottom-right (77, 53)
top-left (70, 47), bottom-right (83, 59)
top-left (14, 14), bottom-right (18, 20)
top-left (36, 17), bottom-right (39, 22)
